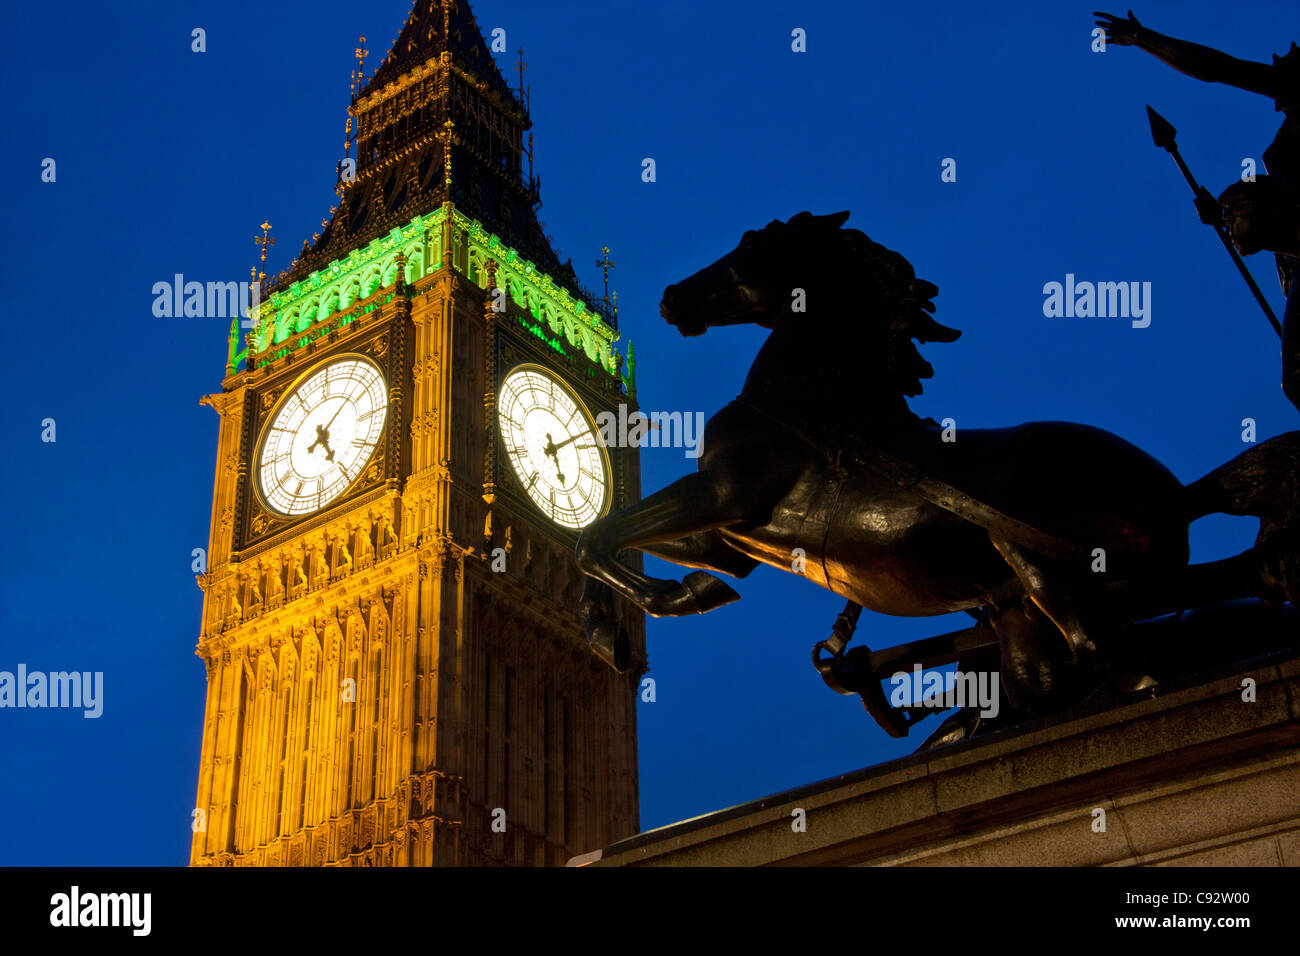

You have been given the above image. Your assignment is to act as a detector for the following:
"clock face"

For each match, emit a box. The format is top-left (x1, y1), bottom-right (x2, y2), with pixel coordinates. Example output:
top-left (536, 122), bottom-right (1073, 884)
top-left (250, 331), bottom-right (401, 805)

top-left (498, 365), bottom-right (611, 529)
top-left (255, 355), bottom-right (388, 517)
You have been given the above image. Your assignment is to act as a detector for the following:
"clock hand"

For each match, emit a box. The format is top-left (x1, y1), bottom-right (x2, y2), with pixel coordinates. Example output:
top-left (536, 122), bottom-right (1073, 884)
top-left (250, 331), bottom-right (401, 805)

top-left (306, 424), bottom-right (328, 455)
top-left (323, 394), bottom-right (351, 430)
top-left (306, 424), bottom-right (336, 462)
top-left (543, 430), bottom-right (593, 480)
top-left (541, 433), bottom-right (569, 485)
top-left (546, 429), bottom-right (593, 455)
top-left (306, 394), bottom-right (355, 462)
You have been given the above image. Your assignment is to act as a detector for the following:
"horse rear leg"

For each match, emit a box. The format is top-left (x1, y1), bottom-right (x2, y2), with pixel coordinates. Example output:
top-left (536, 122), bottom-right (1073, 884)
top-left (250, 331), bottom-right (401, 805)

top-left (576, 471), bottom-right (745, 617)
top-left (988, 533), bottom-right (1101, 708)
top-left (988, 534), bottom-right (1096, 664)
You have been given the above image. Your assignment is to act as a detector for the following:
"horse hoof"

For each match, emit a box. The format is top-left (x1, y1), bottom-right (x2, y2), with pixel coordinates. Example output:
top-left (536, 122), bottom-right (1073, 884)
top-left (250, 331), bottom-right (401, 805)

top-left (613, 624), bottom-right (631, 670)
top-left (1108, 670), bottom-right (1159, 694)
top-left (917, 708), bottom-right (985, 750)
top-left (681, 571), bottom-right (741, 613)
top-left (588, 622), bottom-right (632, 672)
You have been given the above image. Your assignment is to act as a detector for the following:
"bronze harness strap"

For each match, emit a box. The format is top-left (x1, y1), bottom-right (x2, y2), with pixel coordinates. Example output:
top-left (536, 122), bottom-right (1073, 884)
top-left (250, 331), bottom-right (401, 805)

top-left (840, 437), bottom-right (1090, 563)
top-left (733, 398), bottom-right (1089, 563)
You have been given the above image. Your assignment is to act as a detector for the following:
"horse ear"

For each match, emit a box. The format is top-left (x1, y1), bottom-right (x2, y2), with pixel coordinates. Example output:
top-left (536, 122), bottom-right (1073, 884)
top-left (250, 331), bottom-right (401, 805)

top-left (825, 210), bottom-right (851, 228)
top-left (787, 211), bottom-right (814, 228)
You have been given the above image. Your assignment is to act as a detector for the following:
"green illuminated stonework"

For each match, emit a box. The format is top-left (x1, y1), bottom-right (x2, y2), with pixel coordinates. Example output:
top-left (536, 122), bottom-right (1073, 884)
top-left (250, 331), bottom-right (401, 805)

top-left (254, 293), bottom-right (397, 369)
top-left (232, 205), bottom-right (630, 383)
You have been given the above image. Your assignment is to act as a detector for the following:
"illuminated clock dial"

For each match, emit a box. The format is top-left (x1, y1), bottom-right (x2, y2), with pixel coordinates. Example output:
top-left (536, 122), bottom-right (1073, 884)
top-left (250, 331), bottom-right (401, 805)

top-left (256, 355), bottom-right (387, 516)
top-left (498, 365), bottom-right (611, 529)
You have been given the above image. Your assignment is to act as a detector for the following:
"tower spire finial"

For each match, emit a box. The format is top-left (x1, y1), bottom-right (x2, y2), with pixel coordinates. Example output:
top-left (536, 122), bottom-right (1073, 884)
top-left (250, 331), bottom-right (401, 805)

top-left (514, 46), bottom-right (529, 112)
top-left (354, 35), bottom-right (369, 89)
top-left (342, 36), bottom-right (368, 174)
top-left (254, 221), bottom-right (275, 287)
top-left (596, 245), bottom-right (617, 317)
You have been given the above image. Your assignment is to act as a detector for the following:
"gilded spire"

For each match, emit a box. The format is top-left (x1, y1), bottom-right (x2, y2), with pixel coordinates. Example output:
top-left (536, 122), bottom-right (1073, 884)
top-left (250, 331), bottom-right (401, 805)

top-left (341, 36), bottom-right (368, 173)
top-left (254, 221), bottom-right (275, 288)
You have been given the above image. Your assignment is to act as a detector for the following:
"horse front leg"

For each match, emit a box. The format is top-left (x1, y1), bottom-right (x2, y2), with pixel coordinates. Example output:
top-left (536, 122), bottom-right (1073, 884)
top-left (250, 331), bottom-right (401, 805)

top-left (580, 529), bottom-right (759, 668)
top-left (576, 471), bottom-right (744, 617)
top-left (579, 576), bottom-right (632, 670)
top-left (643, 530), bottom-right (760, 579)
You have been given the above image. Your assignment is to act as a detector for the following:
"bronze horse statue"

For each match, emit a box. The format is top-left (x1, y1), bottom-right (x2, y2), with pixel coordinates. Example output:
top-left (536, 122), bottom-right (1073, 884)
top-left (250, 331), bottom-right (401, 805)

top-left (577, 211), bottom-right (1300, 731)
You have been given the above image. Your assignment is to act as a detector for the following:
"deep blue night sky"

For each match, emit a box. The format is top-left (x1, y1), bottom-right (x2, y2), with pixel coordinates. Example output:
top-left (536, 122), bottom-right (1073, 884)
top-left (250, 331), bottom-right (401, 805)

top-left (2, 0), bottom-right (1298, 865)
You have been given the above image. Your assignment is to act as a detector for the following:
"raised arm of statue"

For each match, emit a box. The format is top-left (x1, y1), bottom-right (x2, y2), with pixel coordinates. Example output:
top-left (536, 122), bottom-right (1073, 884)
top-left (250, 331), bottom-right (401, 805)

top-left (1095, 11), bottom-right (1283, 99)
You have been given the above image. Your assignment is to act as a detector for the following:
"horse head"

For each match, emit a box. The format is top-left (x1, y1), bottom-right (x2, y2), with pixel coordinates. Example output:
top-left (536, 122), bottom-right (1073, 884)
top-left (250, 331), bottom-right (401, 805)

top-left (659, 211), bottom-right (957, 348)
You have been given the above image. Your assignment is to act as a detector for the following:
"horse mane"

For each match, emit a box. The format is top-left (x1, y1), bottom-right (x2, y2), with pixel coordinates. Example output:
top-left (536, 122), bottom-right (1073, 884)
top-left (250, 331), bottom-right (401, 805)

top-left (785, 211), bottom-right (960, 398)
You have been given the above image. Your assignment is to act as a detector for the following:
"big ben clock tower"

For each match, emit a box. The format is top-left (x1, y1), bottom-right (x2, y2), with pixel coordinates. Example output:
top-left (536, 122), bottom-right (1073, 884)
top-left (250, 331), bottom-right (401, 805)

top-left (190, 0), bottom-right (644, 867)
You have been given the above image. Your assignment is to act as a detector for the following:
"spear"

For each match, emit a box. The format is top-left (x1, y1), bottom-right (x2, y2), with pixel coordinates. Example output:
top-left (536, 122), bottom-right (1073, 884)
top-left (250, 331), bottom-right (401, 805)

top-left (1146, 105), bottom-right (1282, 338)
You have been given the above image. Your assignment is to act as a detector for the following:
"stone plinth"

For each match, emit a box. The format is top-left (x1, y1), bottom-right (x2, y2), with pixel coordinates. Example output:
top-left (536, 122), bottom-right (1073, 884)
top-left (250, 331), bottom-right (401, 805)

top-left (580, 651), bottom-right (1300, 867)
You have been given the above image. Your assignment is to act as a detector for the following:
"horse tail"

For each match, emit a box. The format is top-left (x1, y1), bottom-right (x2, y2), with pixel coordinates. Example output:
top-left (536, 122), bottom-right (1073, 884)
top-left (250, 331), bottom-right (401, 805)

top-left (1184, 430), bottom-right (1300, 522)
